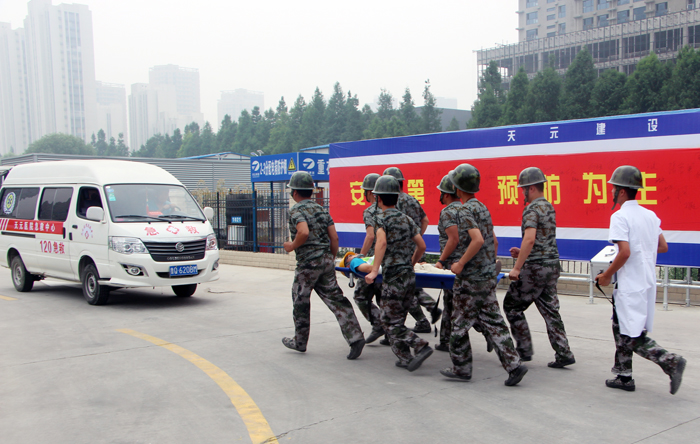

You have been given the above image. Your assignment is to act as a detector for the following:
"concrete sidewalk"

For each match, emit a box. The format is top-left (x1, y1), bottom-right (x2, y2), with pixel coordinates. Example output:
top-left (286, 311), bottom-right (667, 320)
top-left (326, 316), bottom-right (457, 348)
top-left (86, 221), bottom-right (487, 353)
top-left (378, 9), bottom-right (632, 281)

top-left (1, 263), bottom-right (698, 444)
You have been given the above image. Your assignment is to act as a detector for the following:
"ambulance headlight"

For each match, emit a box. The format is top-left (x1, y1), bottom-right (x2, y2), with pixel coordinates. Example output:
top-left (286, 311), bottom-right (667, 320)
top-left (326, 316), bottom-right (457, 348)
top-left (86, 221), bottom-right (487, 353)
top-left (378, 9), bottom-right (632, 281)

top-left (109, 237), bottom-right (148, 254)
top-left (206, 234), bottom-right (218, 251)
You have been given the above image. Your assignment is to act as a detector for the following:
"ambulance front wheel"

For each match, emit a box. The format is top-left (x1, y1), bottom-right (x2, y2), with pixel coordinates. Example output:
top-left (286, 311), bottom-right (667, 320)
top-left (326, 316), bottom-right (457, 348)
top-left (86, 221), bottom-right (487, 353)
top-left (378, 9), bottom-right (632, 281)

top-left (172, 284), bottom-right (197, 297)
top-left (81, 262), bottom-right (110, 305)
top-left (11, 255), bottom-right (34, 292)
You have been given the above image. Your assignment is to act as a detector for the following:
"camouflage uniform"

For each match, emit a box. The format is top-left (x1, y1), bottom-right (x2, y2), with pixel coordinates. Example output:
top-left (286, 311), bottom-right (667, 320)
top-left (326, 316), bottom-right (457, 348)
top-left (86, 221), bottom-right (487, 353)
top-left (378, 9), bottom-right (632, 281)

top-left (288, 199), bottom-right (364, 350)
top-left (375, 208), bottom-right (430, 364)
top-left (437, 201), bottom-right (465, 346)
top-left (611, 304), bottom-right (682, 377)
top-left (503, 197), bottom-right (574, 362)
top-left (353, 202), bottom-right (383, 330)
top-left (449, 198), bottom-right (521, 377)
top-left (397, 192), bottom-right (436, 321)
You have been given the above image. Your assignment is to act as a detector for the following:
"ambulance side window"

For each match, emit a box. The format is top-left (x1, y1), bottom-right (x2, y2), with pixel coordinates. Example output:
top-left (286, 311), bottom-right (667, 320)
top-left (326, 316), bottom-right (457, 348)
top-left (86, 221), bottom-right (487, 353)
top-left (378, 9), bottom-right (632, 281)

top-left (77, 187), bottom-right (103, 219)
top-left (38, 187), bottom-right (74, 221)
top-left (1, 187), bottom-right (40, 219)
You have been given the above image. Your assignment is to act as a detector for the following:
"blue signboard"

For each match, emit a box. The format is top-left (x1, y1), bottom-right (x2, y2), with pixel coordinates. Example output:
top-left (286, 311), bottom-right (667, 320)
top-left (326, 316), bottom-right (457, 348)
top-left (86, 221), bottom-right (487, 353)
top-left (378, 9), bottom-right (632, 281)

top-left (297, 153), bottom-right (330, 180)
top-left (251, 153), bottom-right (329, 183)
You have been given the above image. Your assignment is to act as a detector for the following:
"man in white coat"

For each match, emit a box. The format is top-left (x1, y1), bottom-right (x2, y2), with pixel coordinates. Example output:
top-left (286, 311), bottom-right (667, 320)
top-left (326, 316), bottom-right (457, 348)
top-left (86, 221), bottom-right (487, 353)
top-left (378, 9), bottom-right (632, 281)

top-left (596, 165), bottom-right (686, 394)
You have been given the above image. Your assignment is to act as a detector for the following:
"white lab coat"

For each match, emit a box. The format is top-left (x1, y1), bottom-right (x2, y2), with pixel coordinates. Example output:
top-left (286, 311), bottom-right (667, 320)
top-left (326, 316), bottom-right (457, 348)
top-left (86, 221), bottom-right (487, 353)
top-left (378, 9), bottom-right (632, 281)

top-left (609, 200), bottom-right (662, 337)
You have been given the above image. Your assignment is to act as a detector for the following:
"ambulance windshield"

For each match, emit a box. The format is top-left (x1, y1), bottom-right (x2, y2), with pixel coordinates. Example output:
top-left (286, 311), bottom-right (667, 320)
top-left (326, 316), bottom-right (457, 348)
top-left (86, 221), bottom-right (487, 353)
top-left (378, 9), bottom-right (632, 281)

top-left (104, 184), bottom-right (205, 222)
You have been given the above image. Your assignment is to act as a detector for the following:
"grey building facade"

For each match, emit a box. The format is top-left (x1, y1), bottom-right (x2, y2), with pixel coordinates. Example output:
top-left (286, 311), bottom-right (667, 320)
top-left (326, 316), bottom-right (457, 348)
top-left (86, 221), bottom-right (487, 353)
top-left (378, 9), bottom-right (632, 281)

top-left (478, 1), bottom-right (700, 85)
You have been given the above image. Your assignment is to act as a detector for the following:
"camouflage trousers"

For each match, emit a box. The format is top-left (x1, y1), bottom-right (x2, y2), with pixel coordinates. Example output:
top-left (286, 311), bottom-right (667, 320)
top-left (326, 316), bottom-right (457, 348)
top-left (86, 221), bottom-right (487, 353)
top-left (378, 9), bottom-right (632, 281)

top-left (353, 279), bottom-right (383, 332)
top-left (440, 288), bottom-right (489, 349)
top-left (612, 305), bottom-right (682, 377)
top-left (407, 288), bottom-right (433, 323)
top-left (291, 254), bottom-right (364, 350)
top-left (381, 267), bottom-right (430, 363)
top-left (450, 276), bottom-right (520, 377)
top-left (503, 262), bottom-right (574, 361)
top-left (439, 288), bottom-right (453, 345)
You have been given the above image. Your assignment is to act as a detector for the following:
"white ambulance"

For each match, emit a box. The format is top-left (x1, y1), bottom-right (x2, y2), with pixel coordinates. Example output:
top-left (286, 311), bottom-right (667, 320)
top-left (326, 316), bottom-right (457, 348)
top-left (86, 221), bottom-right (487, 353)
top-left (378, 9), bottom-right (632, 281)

top-left (0, 160), bottom-right (220, 305)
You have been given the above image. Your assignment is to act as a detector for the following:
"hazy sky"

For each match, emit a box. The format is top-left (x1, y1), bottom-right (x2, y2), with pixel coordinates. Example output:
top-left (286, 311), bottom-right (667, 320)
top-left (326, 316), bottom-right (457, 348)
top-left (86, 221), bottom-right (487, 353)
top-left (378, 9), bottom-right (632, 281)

top-left (1, 0), bottom-right (519, 127)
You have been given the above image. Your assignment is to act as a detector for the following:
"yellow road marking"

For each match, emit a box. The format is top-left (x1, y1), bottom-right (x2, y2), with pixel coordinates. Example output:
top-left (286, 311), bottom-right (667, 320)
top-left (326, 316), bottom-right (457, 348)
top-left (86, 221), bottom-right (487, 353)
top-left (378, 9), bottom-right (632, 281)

top-left (0, 295), bottom-right (18, 301)
top-left (118, 329), bottom-right (278, 444)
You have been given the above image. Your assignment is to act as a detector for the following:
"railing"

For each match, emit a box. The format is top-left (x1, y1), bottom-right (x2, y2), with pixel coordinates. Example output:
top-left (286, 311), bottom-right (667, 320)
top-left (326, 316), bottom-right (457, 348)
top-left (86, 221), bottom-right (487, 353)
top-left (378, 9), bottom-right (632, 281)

top-left (501, 259), bottom-right (699, 309)
top-left (199, 190), bottom-right (329, 254)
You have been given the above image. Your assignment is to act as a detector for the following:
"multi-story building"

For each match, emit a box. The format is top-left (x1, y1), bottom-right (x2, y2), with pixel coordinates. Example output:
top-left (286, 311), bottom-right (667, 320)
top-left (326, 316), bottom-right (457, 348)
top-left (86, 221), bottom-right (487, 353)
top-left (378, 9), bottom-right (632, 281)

top-left (0, 0), bottom-right (97, 154)
top-left (24, 0), bottom-right (97, 144)
top-left (129, 65), bottom-right (203, 150)
top-left (217, 89), bottom-right (265, 125)
top-left (95, 82), bottom-right (127, 142)
top-left (478, 0), bottom-right (700, 84)
top-left (0, 24), bottom-right (30, 156)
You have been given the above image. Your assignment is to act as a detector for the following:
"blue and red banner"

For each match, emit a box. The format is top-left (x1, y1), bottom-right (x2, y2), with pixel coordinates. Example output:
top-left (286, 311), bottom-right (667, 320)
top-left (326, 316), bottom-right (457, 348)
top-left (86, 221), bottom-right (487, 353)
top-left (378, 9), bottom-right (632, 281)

top-left (329, 109), bottom-right (700, 267)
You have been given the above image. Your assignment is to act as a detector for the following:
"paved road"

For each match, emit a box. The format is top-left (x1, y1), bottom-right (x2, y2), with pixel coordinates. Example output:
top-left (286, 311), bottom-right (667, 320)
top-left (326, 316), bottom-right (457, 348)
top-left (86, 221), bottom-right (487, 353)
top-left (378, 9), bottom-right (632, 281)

top-left (1, 264), bottom-right (698, 444)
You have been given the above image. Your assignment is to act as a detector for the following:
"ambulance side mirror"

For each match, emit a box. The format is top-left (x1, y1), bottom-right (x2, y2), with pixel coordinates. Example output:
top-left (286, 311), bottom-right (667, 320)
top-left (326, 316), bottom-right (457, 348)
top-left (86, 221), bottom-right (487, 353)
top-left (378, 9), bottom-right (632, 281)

top-left (203, 207), bottom-right (214, 221)
top-left (86, 206), bottom-right (104, 222)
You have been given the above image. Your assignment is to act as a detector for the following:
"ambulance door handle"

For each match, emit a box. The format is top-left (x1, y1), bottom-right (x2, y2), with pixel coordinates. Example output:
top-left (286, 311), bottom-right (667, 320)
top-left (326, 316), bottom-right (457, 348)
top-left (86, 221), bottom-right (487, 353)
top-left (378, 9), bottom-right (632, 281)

top-left (72, 225), bottom-right (78, 229)
top-left (62, 227), bottom-right (66, 239)
top-left (69, 233), bottom-right (73, 241)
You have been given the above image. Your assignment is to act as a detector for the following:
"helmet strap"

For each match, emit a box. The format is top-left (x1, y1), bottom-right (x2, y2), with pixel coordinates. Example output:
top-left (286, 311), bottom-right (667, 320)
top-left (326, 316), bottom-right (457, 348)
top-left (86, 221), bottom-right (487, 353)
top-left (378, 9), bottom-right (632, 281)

top-left (523, 187), bottom-right (529, 206)
top-left (611, 186), bottom-right (623, 210)
top-left (439, 192), bottom-right (445, 205)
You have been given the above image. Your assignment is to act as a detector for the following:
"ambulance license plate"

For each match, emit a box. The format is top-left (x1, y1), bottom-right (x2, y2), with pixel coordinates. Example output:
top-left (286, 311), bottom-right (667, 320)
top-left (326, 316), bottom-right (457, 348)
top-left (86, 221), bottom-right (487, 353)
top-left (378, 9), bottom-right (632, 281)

top-left (170, 265), bottom-right (198, 277)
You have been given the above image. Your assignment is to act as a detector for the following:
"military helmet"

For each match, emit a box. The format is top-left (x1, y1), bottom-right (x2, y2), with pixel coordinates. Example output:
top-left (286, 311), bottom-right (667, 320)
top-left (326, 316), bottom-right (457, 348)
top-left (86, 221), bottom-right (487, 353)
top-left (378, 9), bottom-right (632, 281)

top-left (287, 171), bottom-right (315, 190)
top-left (518, 167), bottom-right (547, 187)
top-left (361, 173), bottom-right (381, 191)
top-left (449, 163), bottom-right (480, 193)
top-left (437, 172), bottom-right (457, 194)
top-left (608, 165), bottom-right (643, 189)
top-left (373, 175), bottom-right (400, 195)
top-left (382, 167), bottom-right (405, 181)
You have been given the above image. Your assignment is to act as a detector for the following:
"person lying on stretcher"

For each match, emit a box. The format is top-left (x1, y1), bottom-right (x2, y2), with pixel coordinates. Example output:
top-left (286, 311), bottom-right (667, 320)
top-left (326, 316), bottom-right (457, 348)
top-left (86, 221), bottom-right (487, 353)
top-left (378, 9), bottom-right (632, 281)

top-left (339, 252), bottom-right (382, 275)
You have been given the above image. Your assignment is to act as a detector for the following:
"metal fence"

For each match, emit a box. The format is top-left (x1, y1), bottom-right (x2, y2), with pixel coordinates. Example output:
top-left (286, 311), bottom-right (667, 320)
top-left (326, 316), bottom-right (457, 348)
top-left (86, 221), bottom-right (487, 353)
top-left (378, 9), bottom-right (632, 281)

top-left (199, 189), bottom-right (329, 253)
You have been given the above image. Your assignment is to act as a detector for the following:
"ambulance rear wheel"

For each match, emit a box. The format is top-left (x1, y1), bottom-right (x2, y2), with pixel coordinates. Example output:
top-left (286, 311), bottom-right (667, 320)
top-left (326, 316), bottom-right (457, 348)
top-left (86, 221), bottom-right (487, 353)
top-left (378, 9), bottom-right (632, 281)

top-left (11, 255), bottom-right (34, 292)
top-left (81, 263), bottom-right (110, 305)
top-left (172, 284), bottom-right (197, 297)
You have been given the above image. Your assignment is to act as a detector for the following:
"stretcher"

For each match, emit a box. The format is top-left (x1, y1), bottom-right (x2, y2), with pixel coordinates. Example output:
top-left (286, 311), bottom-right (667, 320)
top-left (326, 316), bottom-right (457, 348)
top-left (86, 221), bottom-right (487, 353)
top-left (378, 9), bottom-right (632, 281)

top-left (336, 266), bottom-right (505, 290)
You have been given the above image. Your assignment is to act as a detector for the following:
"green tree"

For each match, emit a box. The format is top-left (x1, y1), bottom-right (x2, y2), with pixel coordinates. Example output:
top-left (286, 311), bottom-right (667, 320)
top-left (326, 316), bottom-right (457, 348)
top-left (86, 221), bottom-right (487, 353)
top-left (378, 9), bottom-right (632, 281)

top-left (95, 129), bottom-right (109, 156)
top-left (288, 95), bottom-right (306, 150)
top-left (200, 121), bottom-right (217, 154)
top-left (233, 110), bottom-right (255, 154)
top-left (116, 133), bottom-right (129, 157)
top-left (446, 117), bottom-right (460, 131)
top-left (376, 89), bottom-right (395, 121)
top-left (323, 82), bottom-right (347, 143)
top-left (666, 46), bottom-right (700, 110)
top-left (469, 85), bottom-right (502, 128)
top-left (520, 67), bottom-right (563, 123)
top-left (133, 134), bottom-right (163, 158)
top-left (624, 52), bottom-right (670, 114)
top-left (501, 67), bottom-right (530, 125)
top-left (177, 122), bottom-right (203, 157)
top-left (591, 69), bottom-right (628, 117)
top-left (25, 133), bottom-right (95, 155)
top-left (421, 80), bottom-right (442, 133)
top-left (106, 136), bottom-right (117, 156)
top-left (562, 47), bottom-right (596, 119)
top-left (479, 61), bottom-right (505, 102)
top-left (399, 88), bottom-right (420, 134)
top-left (470, 62), bottom-right (504, 128)
top-left (217, 115), bottom-right (238, 152)
top-left (298, 87), bottom-right (325, 149)
top-left (363, 115), bottom-right (408, 139)
top-left (341, 91), bottom-right (365, 142)
top-left (250, 108), bottom-right (273, 154)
